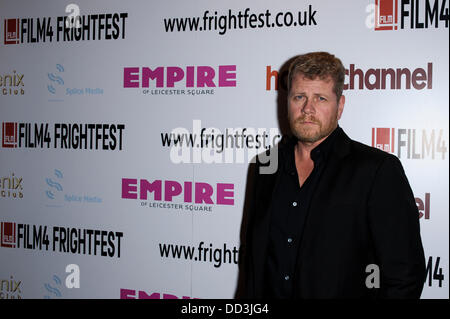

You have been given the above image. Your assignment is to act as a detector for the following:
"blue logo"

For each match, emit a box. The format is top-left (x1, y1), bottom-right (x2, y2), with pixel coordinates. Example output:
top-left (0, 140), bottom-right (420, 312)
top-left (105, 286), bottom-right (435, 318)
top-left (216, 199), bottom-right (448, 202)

top-left (44, 275), bottom-right (63, 299)
top-left (47, 63), bottom-right (103, 102)
top-left (47, 64), bottom-right (65, 102)
top-left (45, 169), bottom-right (64, 207)
top-left (45, 169), bottom-right (63, 199)
top-left (45, 169), bottom-right (102, 206)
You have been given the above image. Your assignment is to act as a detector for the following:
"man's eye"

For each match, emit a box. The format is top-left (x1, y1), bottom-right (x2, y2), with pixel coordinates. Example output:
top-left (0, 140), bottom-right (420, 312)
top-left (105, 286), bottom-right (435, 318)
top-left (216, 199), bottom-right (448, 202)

top-left (319, 96), bottom-right (327, 101)
top-left (295, 95), bottom-right (304, 100)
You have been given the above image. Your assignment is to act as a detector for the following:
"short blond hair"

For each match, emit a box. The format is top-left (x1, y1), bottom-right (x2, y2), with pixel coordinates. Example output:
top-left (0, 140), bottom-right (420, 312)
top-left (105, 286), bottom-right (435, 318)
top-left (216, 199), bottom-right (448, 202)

top-left (288, 52), bottom-right (345, 99)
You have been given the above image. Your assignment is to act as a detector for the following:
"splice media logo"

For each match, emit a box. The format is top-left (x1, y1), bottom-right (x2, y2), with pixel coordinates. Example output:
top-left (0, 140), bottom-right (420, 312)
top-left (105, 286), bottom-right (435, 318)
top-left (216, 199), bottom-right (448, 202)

top-left (44, 275), bottom-right (64, 299)
top-left (47, 64), bottom-right (65, 96)
top-left (46, 63), bottom-right (104, 102)
top-left (44, 169), bottom-right (102, 207)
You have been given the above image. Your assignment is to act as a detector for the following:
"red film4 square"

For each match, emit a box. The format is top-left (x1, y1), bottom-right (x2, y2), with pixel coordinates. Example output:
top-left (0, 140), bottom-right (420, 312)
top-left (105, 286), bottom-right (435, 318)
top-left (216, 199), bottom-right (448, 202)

top-left (4, 19), bottom-right (20, 44)
top-left (1, 222), bottom-right (16, 248)
top-left (2, 122), bottom-right (18, 148)
top-left (375, 0), bottom-right (398, 30)
top-left (372, 128), bottom-right (395, 153)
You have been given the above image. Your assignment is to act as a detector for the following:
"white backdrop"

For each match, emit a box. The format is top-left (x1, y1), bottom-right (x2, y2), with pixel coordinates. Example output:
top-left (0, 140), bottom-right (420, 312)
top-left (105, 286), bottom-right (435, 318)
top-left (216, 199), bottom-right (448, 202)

top-left (0, 0), bottom-right (448, 299)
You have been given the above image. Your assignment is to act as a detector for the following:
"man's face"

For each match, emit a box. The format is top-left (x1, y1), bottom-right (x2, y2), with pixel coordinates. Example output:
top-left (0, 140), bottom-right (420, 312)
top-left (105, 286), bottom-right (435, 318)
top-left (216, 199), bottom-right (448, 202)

top-left (288, 74), bottom-right (345, 144)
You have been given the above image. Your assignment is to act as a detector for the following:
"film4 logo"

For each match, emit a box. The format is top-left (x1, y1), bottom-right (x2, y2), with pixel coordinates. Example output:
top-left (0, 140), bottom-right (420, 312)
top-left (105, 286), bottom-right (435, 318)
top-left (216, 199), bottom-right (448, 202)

top-left (3, 9), bottom-right (128, 45)
top-left (425, 256), bottom-right (445, 288)
top-left (365, 0), bottom-right (449, 30)
top-left (372, 128), bottom-right (447, 159)
top-left (1, 222), bottom-right (16, 247)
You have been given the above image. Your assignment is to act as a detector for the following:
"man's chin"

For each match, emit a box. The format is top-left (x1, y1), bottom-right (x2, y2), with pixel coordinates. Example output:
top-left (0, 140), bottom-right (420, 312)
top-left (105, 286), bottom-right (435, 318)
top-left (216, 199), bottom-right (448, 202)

top-left (292, 122), bottom-right (338, 144)
top-left (293, 131), bottom-right (321, 143)
top-left (292, 127), bottom-right (318, 142)
top-left (297, 135), bottom-right (322, 144)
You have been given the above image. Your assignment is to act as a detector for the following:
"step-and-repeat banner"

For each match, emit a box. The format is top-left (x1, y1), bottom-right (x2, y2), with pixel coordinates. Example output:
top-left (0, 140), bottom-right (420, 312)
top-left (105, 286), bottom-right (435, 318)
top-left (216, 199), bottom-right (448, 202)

top-left (0, 0), bottom-right (448, 299)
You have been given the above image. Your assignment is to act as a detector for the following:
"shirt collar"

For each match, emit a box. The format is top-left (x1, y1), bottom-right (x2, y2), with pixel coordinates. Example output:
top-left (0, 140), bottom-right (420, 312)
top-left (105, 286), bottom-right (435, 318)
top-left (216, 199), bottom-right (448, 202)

top-left (282, 126), bottom-right (342, 174)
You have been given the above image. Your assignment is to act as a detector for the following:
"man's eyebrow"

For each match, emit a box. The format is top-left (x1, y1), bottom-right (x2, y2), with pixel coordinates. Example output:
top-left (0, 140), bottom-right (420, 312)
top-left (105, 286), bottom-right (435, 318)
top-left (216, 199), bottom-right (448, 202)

top-left (290, 91), bottom-right (332, 97)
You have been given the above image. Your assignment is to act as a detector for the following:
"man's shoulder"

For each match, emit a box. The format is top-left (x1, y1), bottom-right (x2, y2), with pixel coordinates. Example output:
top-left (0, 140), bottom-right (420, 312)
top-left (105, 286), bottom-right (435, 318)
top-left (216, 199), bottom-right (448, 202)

top-left (253, 130), bottom-right (402, 177)
top-left (349, 138), bottom-right (389, 158)
top-left (346, 136), bottom-right (402, 169)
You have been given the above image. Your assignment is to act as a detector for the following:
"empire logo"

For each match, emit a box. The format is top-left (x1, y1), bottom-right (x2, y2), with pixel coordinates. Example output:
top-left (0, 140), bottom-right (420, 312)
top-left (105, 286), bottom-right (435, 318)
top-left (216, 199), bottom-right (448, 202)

top-left (3, 13), bottom-right (128, 45)
top-left (122, 179), bottom-right (234, 205)
top-left (122, 178), bottom-right (235, 213)
top-left (368, 0), bottom-right (449, 31)
top-left (0, 71), bottom-right (24, 96)
top-left (371, 127), bottom-right (447, 159)
top-left (123, 65), bottom-right (237, 96)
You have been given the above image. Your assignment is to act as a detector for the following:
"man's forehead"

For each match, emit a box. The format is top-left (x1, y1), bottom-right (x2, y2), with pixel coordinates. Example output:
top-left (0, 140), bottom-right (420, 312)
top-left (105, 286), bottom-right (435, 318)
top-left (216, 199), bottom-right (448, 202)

top-left (293, 73), bottom-right (333, 84)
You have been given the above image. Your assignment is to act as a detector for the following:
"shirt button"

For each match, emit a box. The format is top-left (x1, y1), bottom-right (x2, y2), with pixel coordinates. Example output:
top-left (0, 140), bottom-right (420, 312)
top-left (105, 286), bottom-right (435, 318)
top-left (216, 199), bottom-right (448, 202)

top-left (287, 238), bottom-right (293, 243)
top-left (284, 275), bottom-right (290, 281)
top-left (292, 201), bottom-right (297, 207)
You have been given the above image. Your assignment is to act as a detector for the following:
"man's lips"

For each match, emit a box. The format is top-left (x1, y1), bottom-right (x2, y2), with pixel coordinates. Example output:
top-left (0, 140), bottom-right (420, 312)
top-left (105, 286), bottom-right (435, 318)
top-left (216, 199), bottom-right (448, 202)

top-left (299, 120), bottom-right (319, 125)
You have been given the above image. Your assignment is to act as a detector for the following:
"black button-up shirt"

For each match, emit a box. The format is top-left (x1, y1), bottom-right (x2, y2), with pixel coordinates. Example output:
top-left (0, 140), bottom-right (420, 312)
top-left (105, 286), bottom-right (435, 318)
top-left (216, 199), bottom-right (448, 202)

top-left (263, 126), bottom-right (341, 298)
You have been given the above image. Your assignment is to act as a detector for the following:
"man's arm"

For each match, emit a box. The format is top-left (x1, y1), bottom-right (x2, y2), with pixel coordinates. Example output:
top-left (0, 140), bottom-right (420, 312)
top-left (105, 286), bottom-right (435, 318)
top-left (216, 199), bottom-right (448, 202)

top-left (236, 161), bottom-right (259, 299)
top-left (367, 155), bottom-right (426, 298)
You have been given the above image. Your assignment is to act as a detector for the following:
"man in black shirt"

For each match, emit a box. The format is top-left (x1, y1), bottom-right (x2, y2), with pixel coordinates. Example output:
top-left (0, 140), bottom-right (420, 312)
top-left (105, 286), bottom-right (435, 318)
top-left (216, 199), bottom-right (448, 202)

top-left (241, 52), bottom-right (426, 299)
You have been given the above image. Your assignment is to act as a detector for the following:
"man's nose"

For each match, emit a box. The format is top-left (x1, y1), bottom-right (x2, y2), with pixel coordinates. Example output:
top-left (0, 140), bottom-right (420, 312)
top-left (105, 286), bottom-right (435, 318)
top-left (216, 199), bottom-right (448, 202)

top-left (301, 98), bottom-right (315, 114)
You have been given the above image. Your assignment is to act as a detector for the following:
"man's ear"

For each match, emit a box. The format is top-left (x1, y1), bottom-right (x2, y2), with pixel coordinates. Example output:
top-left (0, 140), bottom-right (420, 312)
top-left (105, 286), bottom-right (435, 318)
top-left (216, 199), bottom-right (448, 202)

top-left (337, 95), bottom-right (345, 120)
